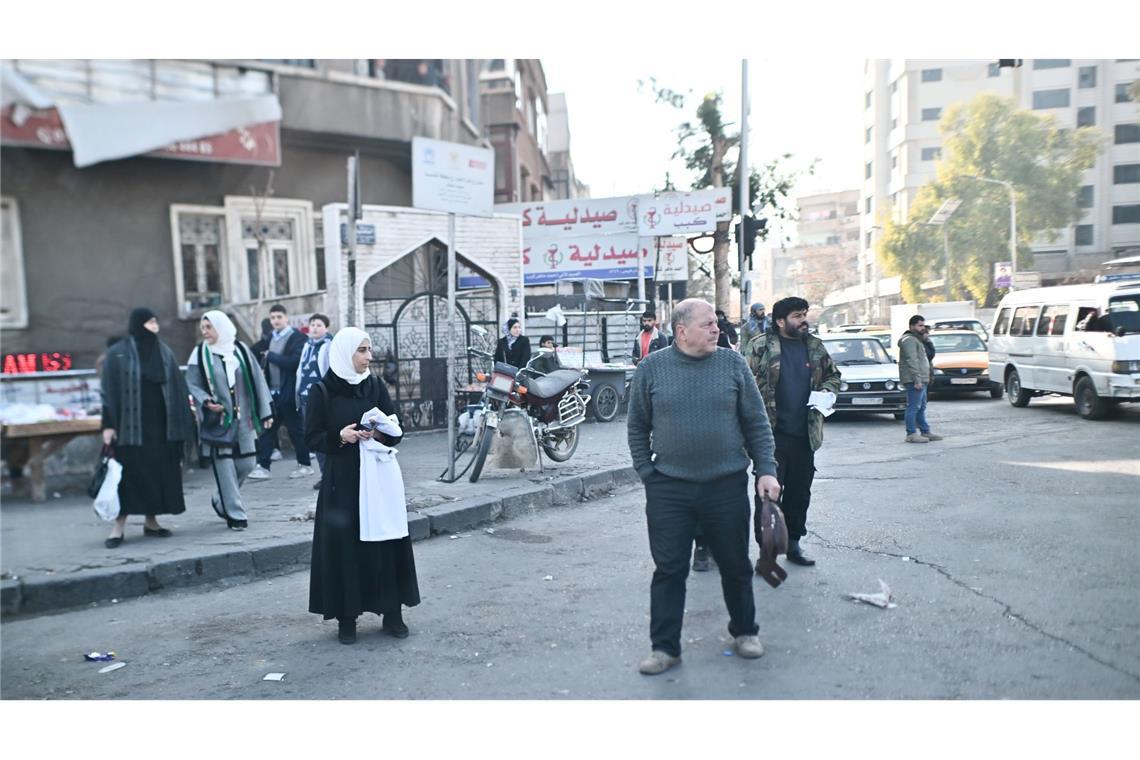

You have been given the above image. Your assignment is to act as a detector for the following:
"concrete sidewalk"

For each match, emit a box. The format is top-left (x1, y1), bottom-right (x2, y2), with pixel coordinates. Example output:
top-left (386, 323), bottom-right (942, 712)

top-left (1, 419), bottom-right (636, 617)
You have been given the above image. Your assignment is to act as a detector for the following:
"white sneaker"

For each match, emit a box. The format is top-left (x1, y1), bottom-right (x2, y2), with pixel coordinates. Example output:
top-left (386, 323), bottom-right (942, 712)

top-left (734, 635), bottom-right (765, 659)
top-left (289, 465), bottom-right (315, 479)
top-left (270, 449), bottom-right (283, 461)
top-left (247, 465), bottom-right (270, 480)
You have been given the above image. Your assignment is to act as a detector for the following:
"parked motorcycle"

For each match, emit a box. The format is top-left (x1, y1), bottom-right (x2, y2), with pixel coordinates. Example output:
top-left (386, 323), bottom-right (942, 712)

top-left (458, 347), bottom-right (591, 483)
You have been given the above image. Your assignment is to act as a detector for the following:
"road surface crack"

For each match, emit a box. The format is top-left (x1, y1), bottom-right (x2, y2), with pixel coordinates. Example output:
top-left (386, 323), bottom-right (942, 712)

top-left (809, 532), bottom-right (1140, 684)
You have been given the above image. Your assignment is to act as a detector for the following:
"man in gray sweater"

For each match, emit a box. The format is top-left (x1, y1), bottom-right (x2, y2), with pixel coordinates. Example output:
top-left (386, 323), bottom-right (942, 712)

top-left (627, 298), bottom-right (782, 676)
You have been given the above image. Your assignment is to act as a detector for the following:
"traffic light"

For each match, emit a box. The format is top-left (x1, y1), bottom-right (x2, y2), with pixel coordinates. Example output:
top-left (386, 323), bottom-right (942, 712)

top-left (734, 215), bottom-right (767, 269)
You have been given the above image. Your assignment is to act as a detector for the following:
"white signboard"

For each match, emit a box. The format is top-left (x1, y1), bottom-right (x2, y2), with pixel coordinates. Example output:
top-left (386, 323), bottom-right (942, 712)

top-left (653, 237), bottom-right (689, 282)
top-left (523, 234), bottom-right (653, 285)
top-left (1012, 271), bottom-right (1042, 289)
top-left (412, 136), bottom-right (495, 217)
top-left (497, 196), bottom-right (639, 239)
top-left (993, 261), bottom-right (1013, 288)
top-left (636, 187), bottom-right (732, 236)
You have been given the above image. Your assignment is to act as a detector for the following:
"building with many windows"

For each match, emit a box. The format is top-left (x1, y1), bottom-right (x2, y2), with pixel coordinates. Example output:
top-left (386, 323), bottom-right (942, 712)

top-left (858, 59), bottom-right (1140, 321)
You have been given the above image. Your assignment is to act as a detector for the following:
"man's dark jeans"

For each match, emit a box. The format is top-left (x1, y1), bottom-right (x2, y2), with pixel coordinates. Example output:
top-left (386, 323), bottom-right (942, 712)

top-left (256, 390), bottom-right (311, 469)
top-left (766, 431), bottom-right (815, 542)
top-left (645, 468), bottom-right (758, 658)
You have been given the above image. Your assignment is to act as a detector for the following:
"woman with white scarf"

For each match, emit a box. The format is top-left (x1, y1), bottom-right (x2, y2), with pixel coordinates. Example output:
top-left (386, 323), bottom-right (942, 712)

top-left (305, 327), bottom-right (420, 645)
top-left (186, 310), bottom-right (273, 530)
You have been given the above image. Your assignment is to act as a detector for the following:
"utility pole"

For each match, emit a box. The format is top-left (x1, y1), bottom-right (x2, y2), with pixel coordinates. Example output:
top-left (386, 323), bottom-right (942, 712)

top-left (737, 59), bottom-right (749, 322)
top-left (346, 153), bottom-right (360, 327)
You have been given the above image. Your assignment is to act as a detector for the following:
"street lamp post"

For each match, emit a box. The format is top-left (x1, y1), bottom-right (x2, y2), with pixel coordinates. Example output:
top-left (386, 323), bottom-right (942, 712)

top-left (927, 198), bottom-right (962, 300)
top-left (964, 175), bottom-right (1017, 287)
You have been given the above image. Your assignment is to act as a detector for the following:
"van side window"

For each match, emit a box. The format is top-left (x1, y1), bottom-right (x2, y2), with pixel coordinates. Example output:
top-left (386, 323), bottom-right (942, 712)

top-left (993, 308), bottom-right (1011, 335)
top-left (1076, 306), bottom-right (1100, 331)
top-left (1011, 306), bottom-right (1040, 336)
top-left (1037, 305), bottom-right (1069, 335)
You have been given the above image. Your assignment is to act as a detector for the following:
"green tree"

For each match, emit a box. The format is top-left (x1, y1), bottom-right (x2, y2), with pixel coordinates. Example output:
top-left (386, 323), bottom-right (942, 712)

top-left (878, 93), bottom-right (1102, 304)
top-left (640, 81), bottom-right (811, 312)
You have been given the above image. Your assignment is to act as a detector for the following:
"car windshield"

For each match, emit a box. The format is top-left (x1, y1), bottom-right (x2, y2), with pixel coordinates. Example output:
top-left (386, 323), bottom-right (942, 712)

top-left (930, 333), bottom-right (987, 352)
top-left (1106, 295), bottom-right (1140, 334)
top-left (823, 338), bottom-right (891, 365)
top-left (934, 320), bottom-right (988, 339)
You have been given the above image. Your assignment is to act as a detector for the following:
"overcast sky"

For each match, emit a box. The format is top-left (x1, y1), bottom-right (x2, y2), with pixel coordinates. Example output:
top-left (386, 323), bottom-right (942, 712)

top-left (543, 56), bottom-right (866, 209)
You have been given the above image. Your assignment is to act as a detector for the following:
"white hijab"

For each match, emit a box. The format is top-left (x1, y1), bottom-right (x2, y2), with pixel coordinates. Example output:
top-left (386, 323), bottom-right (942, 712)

top-left (188, 310), bottom-right (239, 388)
top-left (330, 327), bottom-right (372, 385)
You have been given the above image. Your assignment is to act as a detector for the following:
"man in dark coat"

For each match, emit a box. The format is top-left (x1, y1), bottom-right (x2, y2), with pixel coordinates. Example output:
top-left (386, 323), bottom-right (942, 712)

top-left (250, 304), bottom-right (312, 480)
top-left (631, 309), bottom-right (671, 365)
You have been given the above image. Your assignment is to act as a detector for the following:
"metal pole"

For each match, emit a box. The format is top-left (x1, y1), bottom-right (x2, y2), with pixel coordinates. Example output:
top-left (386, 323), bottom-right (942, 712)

top-left (738, 58), bottom-right (749, 322)
top-left (943, 224), bottom-right (951, 300)
top-left (346, 155), bottom-right (358, 327)
top-left (1009, 184), bottom-right (1017, 284)
top-left (446, 212), bottom-right (457, 482)
top-left (637, 236), bottom-right (646, 304)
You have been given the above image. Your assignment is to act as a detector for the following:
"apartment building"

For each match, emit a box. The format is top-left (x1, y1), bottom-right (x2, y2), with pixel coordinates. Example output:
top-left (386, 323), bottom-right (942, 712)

top-left (859, 59), bottom-right (1140, 320)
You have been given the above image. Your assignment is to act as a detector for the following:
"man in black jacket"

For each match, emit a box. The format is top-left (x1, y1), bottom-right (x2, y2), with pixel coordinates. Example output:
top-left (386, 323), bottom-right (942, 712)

top-left (631, 309), bottom-right (670, 364)
top-left (250, 304), bottom-right (312, 480)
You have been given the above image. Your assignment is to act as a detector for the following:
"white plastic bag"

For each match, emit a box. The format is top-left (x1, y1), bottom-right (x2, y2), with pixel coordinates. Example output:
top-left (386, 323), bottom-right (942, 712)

top-left (93, 458), bottom-right (123, 521)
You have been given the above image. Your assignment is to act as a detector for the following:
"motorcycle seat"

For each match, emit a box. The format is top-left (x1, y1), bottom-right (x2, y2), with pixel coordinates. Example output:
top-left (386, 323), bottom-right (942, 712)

top-left (521, 369), bottom-right (582, 400)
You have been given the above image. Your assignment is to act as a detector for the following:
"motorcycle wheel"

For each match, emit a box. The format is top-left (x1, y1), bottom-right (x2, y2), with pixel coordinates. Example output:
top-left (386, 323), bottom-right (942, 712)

top-left (468, 415), bottom-right (495, 483)
top-left (542, 425), bottom-right (579, 462)
top-left (591, 384), bottom-right (620, 422)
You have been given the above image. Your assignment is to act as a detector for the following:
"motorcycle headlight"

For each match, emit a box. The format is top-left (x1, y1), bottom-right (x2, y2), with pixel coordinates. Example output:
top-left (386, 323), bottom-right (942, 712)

top-left (839, 382), bottom-right (849, 391)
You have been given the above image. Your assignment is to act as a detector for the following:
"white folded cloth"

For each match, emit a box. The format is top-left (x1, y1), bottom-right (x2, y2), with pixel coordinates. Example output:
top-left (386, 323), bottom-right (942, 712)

top-left (807, 390), bottom-right (837, 418)
top-left (357, 409), bottom-right (407, 541)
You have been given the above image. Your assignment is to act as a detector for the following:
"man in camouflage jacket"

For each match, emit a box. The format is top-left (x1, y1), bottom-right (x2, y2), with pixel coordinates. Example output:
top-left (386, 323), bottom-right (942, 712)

top-left (745, 296), bottom-right (842, 566)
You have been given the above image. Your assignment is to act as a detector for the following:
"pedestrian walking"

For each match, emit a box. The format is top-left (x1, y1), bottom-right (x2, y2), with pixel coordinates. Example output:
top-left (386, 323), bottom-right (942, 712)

top-left (306, 327), bottom-right (420, 645)
top-left (737, 302), bottom-right (769, 355)
top-left (296, 313), bottom-right (334, 491)
top-left (631, 309), bottom-right (671, 365)
top-left (898, 314), bottom-right (945, 443)
top-left (185, 310), bottom-right (274, 530)
top-left (715, 309), bottom-right (738, 349)
top-left (627, 298), bottom-right (781, 675)
top-left (250, 304), bottom-right (313, 480)
top-left (494, 317), bottom-right (532, 368)
top-left (746, 296), bottom-right (842, 567)
top-left (99, 308), bottom-right (194, 548)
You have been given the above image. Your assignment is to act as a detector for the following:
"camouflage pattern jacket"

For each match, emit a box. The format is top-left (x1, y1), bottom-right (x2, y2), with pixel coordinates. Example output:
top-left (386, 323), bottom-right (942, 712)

top-left (746, 329), bottom-right (843, 452)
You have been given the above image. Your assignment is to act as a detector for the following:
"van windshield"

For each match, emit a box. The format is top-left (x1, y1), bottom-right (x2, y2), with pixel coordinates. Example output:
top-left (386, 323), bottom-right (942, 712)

top-left (1106, 295), bottom-right (1140, 334)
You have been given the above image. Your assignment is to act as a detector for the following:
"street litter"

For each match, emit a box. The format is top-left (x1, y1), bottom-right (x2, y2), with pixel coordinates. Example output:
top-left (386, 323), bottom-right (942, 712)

top-left (902, 556), bottom-right (911, 562)
top-left (847, 579), bottom-right (897, 609)
top-left (290, 510), bottom-right (316, 522)
top-left (722, 650), bottom-right (734, 657)
top-left (263, 672), bottom-right (286, 681)
top-left (543, 575), bottom-right (554, 581)
top-left (484, 528), bottom-right (496, 535)
top-left (98, 662), bottom-right (126, 674)
top-left (84, 652), bottom-right (115, 662)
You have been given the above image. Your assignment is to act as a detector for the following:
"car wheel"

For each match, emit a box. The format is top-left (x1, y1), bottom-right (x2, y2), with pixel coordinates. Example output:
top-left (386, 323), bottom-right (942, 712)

top-left (1006, 369), bottom-right (1032, 407)
top-left (989, 384), bottom-right (1003, 399)
top-left (892, 411), bottom-right (906, 421)
top-left (1074, 376), bottom-right (1109, 420)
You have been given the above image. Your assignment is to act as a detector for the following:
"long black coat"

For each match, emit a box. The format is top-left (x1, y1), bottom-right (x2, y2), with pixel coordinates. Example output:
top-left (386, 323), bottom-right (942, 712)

top-left (306, 372), bottom-right (420, 621)
top-left (494, 335), bottom-right (532, 368)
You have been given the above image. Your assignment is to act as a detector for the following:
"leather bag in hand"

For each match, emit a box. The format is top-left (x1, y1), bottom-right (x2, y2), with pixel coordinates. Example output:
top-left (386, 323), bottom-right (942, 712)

top-left (755, 494), bottom-right (789, 588)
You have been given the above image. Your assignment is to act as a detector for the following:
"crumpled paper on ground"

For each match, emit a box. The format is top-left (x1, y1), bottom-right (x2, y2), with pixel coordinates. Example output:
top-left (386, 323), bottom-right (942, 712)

top-left (847, 579), bottom-right (896, 609)
top-left (807, 390), bottom-right (837, 418)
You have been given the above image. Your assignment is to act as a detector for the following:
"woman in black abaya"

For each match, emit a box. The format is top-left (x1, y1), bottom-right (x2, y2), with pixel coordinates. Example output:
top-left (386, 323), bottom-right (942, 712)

top-left (306, 327), bottom-right (420, 644)
top-left (100, 308), bottom-right (193, 548)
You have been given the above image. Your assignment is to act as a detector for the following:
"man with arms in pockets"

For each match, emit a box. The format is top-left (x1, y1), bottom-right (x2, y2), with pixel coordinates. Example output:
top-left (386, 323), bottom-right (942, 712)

top-left (627, 298), bottom-right (781, 676)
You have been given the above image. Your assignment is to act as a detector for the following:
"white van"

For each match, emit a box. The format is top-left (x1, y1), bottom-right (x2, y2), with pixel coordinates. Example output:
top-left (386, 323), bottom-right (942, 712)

top-left (988, 282), bottom-right (1140, 419)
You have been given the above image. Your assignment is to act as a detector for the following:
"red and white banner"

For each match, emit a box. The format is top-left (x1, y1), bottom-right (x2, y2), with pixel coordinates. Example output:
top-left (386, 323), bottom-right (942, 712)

top-left (498, 195), bottom-right (640, 239)
top-left (1, 106), bottom-right (281, 167)
top-left (635, 188), bottom-right (732, 236)
top-left (523, 233), bottom-right (655, 284)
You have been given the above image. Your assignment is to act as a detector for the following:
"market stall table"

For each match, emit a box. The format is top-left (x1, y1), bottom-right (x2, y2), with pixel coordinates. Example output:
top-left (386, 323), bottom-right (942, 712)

top-left (1, 418), bottom-right (102, 502)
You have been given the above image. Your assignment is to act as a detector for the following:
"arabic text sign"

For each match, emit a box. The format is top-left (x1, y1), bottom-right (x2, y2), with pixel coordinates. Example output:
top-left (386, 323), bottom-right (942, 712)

top-left (496, 196), bottom-right (639, 239)
top-left (412, 136), bottom-right (495, 217)
top-left (523, 234), bottom-right (655, 285)
top-left (636, 188), bottom-right (732, 236)
top-left (653, 237), bottom-right (689, 282)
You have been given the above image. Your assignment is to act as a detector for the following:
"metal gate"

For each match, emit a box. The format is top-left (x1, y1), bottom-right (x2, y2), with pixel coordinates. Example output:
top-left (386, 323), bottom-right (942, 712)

top-left (362, 242), bottom-right (499, 430)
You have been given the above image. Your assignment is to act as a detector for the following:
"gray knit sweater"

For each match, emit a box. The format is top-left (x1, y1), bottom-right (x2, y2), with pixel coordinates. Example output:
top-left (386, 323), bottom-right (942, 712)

top-left (627, 345), bottom-right (778, 483)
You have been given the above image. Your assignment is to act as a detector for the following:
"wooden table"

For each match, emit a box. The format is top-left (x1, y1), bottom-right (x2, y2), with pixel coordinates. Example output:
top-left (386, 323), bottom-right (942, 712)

top-left (1, 418), bottom-right (102, 502)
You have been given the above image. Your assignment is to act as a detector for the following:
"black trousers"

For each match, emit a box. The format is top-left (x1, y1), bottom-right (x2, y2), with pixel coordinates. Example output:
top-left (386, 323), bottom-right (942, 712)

top-left (256, 392), bottom-right (311, 468)
top-left (762, 431), bottom-right (815, 542)
top-left (645, 469), bottom-right (758, 658)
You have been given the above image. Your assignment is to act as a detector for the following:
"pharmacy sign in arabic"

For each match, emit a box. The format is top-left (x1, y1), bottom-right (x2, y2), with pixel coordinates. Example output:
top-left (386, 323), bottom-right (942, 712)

top-left (635, 188), bottom-right (731, 236)
top-left (412, 136), bottom-right (495, 217)
top-left (496, 196), bottom-right (639, 238)
top-left (522, 234), bottom-right (654, 285)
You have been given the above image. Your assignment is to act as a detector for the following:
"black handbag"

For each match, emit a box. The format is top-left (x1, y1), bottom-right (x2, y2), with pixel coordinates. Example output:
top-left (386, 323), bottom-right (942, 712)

top-left (199, 404), bottom-right (238, 447)
top-left (87, 443), bottom-right (114, 499)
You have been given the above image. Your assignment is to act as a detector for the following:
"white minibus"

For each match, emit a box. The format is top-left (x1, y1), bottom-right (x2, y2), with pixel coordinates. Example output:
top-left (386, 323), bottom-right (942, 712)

top-left (988, 282), bottom-right (1140, 419)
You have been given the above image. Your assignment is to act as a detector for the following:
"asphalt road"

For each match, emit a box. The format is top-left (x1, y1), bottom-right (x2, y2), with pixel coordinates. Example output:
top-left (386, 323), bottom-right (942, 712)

top-left (3, 394), bottom-right (1137, 699)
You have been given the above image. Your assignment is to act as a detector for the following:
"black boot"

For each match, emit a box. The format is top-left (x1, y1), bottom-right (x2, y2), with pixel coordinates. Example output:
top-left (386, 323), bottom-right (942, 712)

top-left (337, 617), bottom-right (357, 645)
top-left (786, 539), bottom-right (815, 567)
top-left (383, 609), bottom-right (409, 638)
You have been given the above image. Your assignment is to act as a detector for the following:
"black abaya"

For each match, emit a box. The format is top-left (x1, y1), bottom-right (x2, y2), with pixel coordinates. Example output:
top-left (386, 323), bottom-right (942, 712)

top-left (116, 378), bottom-right (186, 516)
top-left (306, 372), bottom-right (420, 621)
